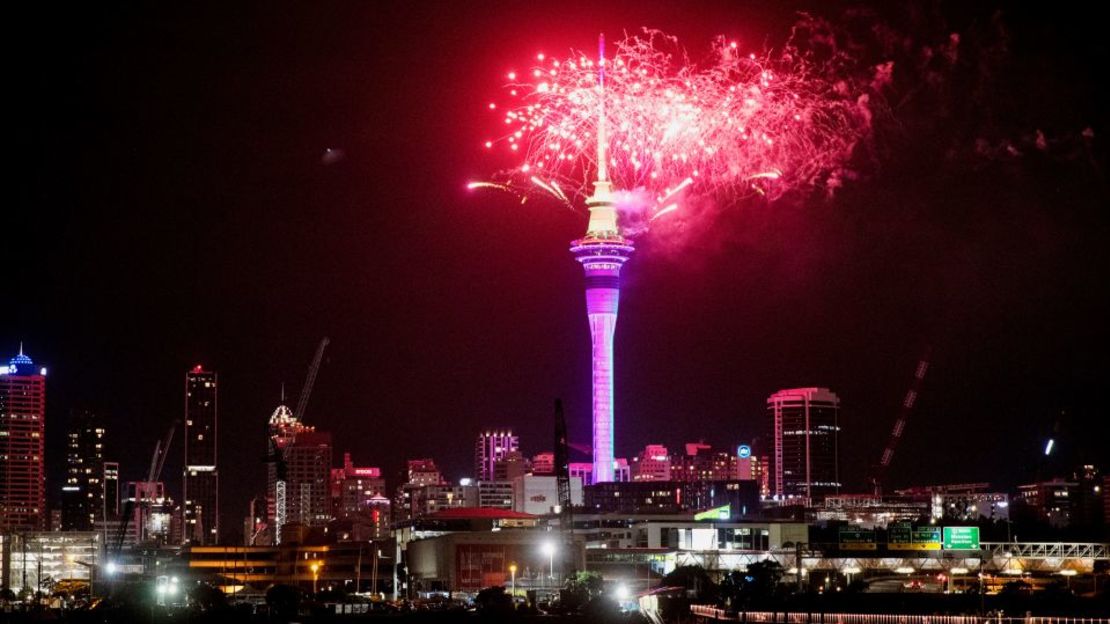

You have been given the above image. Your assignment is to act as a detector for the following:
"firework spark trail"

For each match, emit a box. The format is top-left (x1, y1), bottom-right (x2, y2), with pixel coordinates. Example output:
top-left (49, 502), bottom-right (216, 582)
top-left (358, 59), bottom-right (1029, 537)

top-left (480, 30), bottom-right (873, 228)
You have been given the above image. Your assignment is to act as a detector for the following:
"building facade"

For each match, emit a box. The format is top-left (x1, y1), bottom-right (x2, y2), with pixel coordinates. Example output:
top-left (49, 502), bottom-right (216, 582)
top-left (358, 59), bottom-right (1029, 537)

top-left (475, 430), bottom-right (519, 482)
top-left (61, 410), bottom-right (105, 530)
top-left (267, 402), bottom-right (333, 542)
top-left (0, 347), bottom-right (47, 532)
top-left (1015, 479), bottom-right (1078, 528)
top-left (512, 474), bottom-right (584, 515)
top-left (767, 387), bottom-right (841, 503)
top-left (183, 366), bottom-right (219, 544)
top-left (103, 461), bottom-right (120, 520)
top-left (631, 444), bottom-right (672, 481)
top-left (531, 452), bottom-right (555, 475)
top-left (583, 480), bottom-right (759, 517)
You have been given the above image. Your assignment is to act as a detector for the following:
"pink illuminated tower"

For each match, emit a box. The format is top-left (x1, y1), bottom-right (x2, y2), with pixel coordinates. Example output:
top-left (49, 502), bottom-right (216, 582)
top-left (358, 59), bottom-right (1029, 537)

top-left (569, 35), bottom-right (633, 483)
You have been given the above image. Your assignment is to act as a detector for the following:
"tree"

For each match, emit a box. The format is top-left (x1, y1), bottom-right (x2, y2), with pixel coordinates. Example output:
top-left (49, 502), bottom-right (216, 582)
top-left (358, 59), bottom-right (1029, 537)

top-left (719, 561), bottom-right (785, 609)
top-left (189, 583), bottom-right (228, 613)
top-left (560, 571), bottom-right (605, 612)
top-left (662, 565), bottom-right (718, 603)
top-left (266, 583), bottom-right (301, 620)
top-left (475, 585), bottom-right (514, 616)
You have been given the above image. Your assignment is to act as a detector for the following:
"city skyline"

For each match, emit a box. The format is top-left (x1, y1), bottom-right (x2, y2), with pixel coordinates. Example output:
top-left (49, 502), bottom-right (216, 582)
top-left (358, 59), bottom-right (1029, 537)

top-left (6, 1), bottom-right (1109, 537)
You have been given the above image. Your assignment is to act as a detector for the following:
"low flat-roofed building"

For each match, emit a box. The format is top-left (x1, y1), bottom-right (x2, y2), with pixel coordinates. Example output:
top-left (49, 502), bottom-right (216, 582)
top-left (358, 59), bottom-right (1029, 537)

top-left (393, 507), bottom-right (540, 554)
top-left (182, 541), bottom-right (394, 594)
top-left (406, 529), bottom-right (585, 595)
top-left (815, 494), bottom-right (929, 528)
top-left (559, 513), bottom-right (805, 551)
top-left (512, 474), bottom-right (583, 515)
top-left (1, 532), bottom-right (101, 592)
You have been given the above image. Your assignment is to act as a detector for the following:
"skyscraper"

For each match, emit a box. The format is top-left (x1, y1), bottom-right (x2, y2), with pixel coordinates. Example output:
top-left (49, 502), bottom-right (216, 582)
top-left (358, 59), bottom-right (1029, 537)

top-left (61, 410), bottom-right (105, 530)
top-left (767, 387), bottom-right (841, 503)
top-left (267, 402), bottom-right (332, 542)
top-left (474, 430), bottom-right (519, 482)
top-left (0, 346), bottom-right (47, 532)
top-left (183, 365), bottom-right (219, 544)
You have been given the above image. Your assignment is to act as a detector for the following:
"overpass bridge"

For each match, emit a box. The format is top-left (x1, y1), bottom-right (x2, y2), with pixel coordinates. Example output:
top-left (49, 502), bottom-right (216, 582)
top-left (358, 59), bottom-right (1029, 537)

top-left (587, 541), bottom-right (1109, 579)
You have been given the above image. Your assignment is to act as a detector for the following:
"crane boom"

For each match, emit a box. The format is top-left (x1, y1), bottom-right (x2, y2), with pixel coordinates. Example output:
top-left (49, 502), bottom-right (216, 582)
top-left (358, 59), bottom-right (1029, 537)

top-left (871, 347), bottom-right (932, 495)
top-left (294, 337), bottom-right (329, 422)
top-left (153, 422), bottom-right (176, 482)
top-left (116, 420), bottom-right (177, 554)
top-left (554, 398), bottom-right (575, 578)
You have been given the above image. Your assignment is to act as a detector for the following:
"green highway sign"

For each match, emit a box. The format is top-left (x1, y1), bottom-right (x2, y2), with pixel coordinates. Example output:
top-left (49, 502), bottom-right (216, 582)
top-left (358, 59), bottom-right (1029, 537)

top-left (943, 526), bottom-right (980, 550)
top-left (888, 526), bottom-right (941, 551)
top-left (838, 527), bottom-right (877, 551)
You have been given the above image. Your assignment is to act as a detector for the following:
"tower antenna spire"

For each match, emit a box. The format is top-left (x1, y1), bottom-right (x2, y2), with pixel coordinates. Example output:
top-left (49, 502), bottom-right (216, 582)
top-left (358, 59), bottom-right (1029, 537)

top-left (597, 33), bottom-right (607, 184)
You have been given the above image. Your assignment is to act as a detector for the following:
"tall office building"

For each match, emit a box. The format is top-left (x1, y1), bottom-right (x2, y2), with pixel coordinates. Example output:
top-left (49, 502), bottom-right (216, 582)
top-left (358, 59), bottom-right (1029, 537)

top-left (767, 387), bottom-right (841, 503)
top-left (474, 430), bottom-right (520, 482)
top-left (0, 346), bottom-right (47, 531)
top-left (61, 410), bottom-right (105, 530)
top-left (268, 402), bottom-right (332, 541)
top-left (183, 366), bottom-right (219, 544)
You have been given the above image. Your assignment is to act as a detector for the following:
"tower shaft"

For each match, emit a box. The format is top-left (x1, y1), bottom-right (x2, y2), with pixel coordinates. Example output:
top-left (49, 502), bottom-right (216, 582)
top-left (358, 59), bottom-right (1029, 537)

top-left (571, 237), bottom-right (632, 483)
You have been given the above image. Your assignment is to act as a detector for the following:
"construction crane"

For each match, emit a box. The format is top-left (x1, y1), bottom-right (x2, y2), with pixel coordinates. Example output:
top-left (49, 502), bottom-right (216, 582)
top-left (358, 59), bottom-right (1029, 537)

top-left (114, 421), bottom-right (176, 554)
top-left (266, 337), bottom-right (329, 545)
top-left (293, 337), bottom-right (329, 423)
top-left (870, 347), bottom-right (932, 496)
top-left (553, 398), bottom-right (575, 577)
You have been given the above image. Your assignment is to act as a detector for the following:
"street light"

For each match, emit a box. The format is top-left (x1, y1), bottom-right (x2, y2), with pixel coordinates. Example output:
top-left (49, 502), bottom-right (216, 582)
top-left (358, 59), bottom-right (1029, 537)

top-left (1059, 569), bottom-right (1077, 591)
top-left (310, 562), bottom-right (321, 595)
top-left (542, 542), bottom-right (556, 581)
top-left (843, 566), bottom-right (861, 586)
top-left (509, 563), bottom-right (517, 597)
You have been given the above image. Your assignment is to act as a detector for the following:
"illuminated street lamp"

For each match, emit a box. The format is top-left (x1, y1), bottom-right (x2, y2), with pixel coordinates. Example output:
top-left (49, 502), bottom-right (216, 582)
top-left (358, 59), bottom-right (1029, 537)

top-left (509, 563), bottom-right (517, 596)
top-left (843, 566), bottom-right (861, 586)
top-left (310, 562), bottom-right (321, 595)
top-left (1059, 569), bottom-right (1077, 591)
top-left (542, 542), bottom-right (556, 581)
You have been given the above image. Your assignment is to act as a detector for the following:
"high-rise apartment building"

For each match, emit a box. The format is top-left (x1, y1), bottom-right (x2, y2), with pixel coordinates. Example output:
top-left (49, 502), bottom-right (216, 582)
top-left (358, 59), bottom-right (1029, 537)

top-left (0, 346), bottom-right (47, 532)
top-left (183, 366), bottom-right (219, 544)
top-left (268, 402), bottom-right (332, 539)
top-left (767, 387), bottom-right (841, 503)
top-left (61, 410), bottom-right (105, 530)
top-left (475, 430), bottom-right (520, 482)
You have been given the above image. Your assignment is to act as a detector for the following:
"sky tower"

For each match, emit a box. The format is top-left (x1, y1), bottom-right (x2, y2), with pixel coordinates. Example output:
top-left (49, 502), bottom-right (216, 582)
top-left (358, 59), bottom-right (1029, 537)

top-left (569, 35), bottom-right (633, 483)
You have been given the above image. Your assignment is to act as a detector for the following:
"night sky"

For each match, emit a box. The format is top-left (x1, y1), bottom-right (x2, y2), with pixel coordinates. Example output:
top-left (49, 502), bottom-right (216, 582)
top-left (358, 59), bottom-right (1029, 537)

top-left (7, 2), bottom-right (1108, 540)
